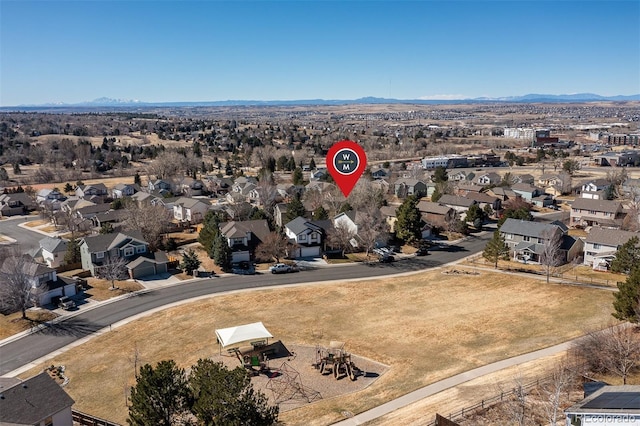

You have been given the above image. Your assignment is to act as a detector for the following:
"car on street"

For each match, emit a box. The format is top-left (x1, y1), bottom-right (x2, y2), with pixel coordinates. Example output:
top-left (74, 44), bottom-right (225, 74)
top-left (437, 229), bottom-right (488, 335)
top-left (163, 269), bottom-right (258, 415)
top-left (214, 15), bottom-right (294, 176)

top-left (378, 255), bottom-right (395, 263)
top-left (415, 246), bottom-right (429, 256)
top-left (269, 263), bottom-right (296, 274)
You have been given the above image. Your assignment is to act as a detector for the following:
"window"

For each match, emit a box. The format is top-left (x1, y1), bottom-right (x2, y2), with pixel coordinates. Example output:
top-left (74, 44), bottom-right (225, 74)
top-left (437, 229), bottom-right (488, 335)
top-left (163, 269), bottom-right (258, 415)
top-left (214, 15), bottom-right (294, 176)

top-left (136, 245), bottom-right (146, 254)
top-left (124, 247), bottom-right (134, 257)
top-left (523, 236), bottom-right (531, 242)
top-left (96, 251), bottom-right (105, 259)
top-left (593, 243), bottom-right (601, 249)
top-left (299, 234), bottom-right (307, 241)
top-left (505, 234), bottom-right (513, 240)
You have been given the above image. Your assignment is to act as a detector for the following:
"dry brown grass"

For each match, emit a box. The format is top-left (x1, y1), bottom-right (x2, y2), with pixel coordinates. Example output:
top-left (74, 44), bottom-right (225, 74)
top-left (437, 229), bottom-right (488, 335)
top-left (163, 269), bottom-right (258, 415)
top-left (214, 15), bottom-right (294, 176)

top-left (0, 309), bottom-right (58, 340)
top-left (83, 278), bottom-right (144, 301)
top-left (16, 268), bottom-right (613, 425)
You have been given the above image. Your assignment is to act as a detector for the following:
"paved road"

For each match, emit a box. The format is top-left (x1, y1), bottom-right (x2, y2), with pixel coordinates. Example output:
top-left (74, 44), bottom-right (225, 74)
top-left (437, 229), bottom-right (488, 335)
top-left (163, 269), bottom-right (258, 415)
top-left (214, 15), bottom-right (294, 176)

top-left (0, 216), bottom-right (43, 251)
top-left (0, 233), bottom-right (491, 376)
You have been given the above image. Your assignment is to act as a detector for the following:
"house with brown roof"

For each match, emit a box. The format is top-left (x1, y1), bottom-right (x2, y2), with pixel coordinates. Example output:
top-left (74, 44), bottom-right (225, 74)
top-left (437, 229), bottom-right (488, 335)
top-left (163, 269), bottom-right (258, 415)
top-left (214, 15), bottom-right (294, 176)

top-left (570, 198), bottom-right (625, 228)
top-left (583, 227), bottom-right (639, 270)
top-left (417, 200), bottom-right (456, 229)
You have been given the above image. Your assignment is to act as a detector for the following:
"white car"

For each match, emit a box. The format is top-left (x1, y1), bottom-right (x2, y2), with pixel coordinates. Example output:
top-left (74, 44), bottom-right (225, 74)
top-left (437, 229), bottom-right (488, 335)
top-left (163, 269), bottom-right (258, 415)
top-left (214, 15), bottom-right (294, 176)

top-left (269, 263), bottom-right (293, 274)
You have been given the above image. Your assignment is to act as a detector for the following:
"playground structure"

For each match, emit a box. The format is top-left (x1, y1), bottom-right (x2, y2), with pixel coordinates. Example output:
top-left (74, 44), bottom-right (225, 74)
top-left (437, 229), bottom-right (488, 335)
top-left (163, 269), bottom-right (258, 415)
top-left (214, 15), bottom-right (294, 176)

top-left (314, 341), bottom-right (359, 381)
top-left (266, 362), bottom-right (322, 405)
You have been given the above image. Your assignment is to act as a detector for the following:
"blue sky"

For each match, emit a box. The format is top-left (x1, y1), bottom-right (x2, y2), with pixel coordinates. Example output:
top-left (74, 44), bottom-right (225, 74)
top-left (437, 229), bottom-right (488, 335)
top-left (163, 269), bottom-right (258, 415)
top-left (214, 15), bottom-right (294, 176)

top-left (1, 1), bottom-right (638, 106)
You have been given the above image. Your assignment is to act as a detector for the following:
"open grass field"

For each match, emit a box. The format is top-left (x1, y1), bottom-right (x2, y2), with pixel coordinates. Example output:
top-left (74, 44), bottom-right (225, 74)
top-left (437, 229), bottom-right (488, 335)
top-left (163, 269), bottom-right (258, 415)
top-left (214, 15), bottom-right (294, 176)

top-left (16, 267), bottom-right (613, 425)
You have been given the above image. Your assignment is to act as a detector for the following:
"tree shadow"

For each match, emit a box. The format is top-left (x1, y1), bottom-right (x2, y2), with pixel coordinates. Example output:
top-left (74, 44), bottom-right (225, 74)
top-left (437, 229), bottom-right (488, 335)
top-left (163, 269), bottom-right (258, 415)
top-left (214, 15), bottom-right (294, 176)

top-left (35, 317), bottom-right (103, 338)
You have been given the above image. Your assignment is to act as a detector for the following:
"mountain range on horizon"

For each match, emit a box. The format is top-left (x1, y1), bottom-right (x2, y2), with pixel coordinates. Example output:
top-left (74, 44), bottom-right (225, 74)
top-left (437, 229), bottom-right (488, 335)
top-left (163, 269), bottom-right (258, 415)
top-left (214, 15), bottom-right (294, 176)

top-left (8, 93), bottom-right (640, 108)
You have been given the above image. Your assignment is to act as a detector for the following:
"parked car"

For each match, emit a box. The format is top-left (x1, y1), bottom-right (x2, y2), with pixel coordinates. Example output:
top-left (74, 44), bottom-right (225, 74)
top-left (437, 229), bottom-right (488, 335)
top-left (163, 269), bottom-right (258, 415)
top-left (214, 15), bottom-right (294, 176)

top-left (378, 255), bottom-right (395, 263)
top-left (58, 296), bottom-right (76, 310)
top-left (415, 246), bottom-right (429, 256)
top-left (232, 261), bottom-right (256, 275)
top-left (269, 263), bottom-right (296, 274)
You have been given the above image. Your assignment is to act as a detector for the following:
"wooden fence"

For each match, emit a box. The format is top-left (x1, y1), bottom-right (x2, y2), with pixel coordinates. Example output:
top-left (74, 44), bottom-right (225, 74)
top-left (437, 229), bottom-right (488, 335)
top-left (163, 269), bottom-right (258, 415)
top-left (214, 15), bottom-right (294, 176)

top-left (72, 410), bottom-right (121, 426)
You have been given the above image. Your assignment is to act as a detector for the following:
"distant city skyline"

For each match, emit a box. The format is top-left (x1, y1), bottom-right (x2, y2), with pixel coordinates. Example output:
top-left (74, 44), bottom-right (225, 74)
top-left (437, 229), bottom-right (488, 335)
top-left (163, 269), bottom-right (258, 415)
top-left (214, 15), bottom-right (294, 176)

top-left (1, 1), bottom-right (638, 107)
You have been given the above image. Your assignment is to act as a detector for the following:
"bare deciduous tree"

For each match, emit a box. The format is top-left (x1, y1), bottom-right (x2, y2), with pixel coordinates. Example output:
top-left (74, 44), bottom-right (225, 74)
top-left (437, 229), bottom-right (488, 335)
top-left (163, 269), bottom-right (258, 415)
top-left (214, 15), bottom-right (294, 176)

top-left (122, 202), bottom-right (173, 251)
top-left (0, 248), bottom-right (44, 318)
top-left (255, 232), bottom-right (291, 263)
top-left (536, 360), bottom-right (575, 426)
top-left (97, 256), bottom-right (128, 290)
top-left (255, 172), bottom-right (279, 217)
top-left (539, 228), bottom-right (563, 283)
top-left (327, 221), bottom-right (356, 257)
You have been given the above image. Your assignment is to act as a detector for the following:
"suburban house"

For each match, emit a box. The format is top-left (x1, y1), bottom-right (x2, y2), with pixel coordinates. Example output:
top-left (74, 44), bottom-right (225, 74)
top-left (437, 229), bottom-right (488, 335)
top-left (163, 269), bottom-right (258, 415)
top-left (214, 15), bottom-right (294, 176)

top-left (511, 183), bottom-right (546, 202)
top-left (474, 172), bottom-right (501, 186)
top-left (333, 210), bottom-right (359, 236)
top-left (486, 186), bottom-right (518, 201)
top-left (39, 236), bottom-right (68, 268)
top-left (0, 372), bottom-right (75, 426)
top-left (417, 200), bottom-right (456, 229)
top-left (36, 188), bottom-right (66, 209)
top-left (148, 178), bottom-right (173, 193)
top-left (273, 203), bottom-right (289, 228)
top-left (455, 182), bottom-right (485, 195)
top-left (514, 173), bottom-right (535, 184)
top-left (449, 170), bottom-right (468, 182)
top-left (464, 191), bottom-right (502, 213)
top-left (583, 227), bottom-right (638, 271)
top-left (177, 177), bottom-right (205, 196)
top-left (500, 218), bottom-right (583, 264)
top-left (565, 385), bottom-right (640, 426)
top-left (379, 205), bottom-right (398, 233)
top-left (75, 183), bottom-right (108, 199)
top-left (173, 197), bottom-right (210, 224)
top-left (371, 168), bottom-right (389, 180)
top-left (310, 168), bottom-right (328, 180)
top-left (579, 179), bottom-right (610, 199)
top-left (394, 178), bottom-right (427, 198)
top-left (219, 219), bottom-right (270, 263)
top-left (0, 192), bottom-right (36, 217)
top-left (0, 256), bottom-right (77, 307)
top-left (79, 231), bottom-right (167, 279)
top-left (570, 198), bottom-right (625, 228)
top-left (437, 194), bottom-right (477, 220)
top-left (593, 151), bottom-right (640, 167)
top-left (284, 216), bottom-right (327, 257)
top-left (111, 183), bottom-right (140, 198)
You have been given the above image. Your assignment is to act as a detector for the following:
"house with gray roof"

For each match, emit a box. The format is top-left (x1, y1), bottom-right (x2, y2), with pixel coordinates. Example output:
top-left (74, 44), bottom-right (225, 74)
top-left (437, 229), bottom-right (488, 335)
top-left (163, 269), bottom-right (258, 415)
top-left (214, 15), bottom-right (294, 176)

top-left (39, 236), bottom-right (68, 268)
top-left (0, 192), bottom-right (36, 217)
top-left (511, 183), bottom-right (546, 202)
top-left (219, 219), bottom-right (270, 263)
top-left (437, 194), bottom-right (477, 220)
top-left (0, 372), bottom-right (75, 426)
top-left (75, 183), bottom-right (108, 199)
top-left (570, 198), bottom-right (625, 228)
top-left (173, 197), bottom-right (210, 224)
top-left (394, 178), bottom-right (427, 198)
top-left (583, 227), bottom-right (639, 270)
top-left (79, 231), bottom-right (166, 279)
top-left (500, 218), bottom-right (582, 264)
top-left (284, 216), bottom-right (326, 258)
top-left (111, 183), bottom-right (140, 199)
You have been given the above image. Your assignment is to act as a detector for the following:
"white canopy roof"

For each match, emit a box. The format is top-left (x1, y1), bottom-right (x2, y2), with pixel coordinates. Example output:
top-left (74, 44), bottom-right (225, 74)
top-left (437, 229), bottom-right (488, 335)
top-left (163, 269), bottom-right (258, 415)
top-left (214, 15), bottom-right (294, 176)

top-left (215, 322), bottom-right (273, 348)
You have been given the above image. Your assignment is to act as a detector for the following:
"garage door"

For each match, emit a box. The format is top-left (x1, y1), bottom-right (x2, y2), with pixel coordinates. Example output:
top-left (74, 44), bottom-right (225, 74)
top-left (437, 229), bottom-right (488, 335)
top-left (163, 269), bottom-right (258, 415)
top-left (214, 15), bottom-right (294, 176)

top-left (298, 246), bottom-right (321, 258)
top-left (132, 263), bottom-right (156, 279)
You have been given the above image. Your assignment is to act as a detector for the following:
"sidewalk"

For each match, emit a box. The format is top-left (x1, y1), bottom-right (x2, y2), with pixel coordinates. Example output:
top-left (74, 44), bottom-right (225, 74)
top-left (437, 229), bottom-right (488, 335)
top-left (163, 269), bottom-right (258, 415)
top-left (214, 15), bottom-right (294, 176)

top-left (17, 220), bottom-right (66, 237)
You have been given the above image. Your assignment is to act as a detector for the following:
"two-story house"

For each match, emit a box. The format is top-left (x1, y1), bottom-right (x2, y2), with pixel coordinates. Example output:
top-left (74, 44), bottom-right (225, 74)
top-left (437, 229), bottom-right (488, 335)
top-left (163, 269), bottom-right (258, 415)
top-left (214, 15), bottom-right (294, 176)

top-left (36, 188), bottom-right (67, 211)
top-left (284, 216), bottom-right (328, 258)
top-left (148, 179), bottom-right (173, 194)
top-left (79, 231), bottom-right (165, 279)
top-left (583, 227), bottom-right (638, 271)
top-left (500, 218), bottom-right (583, 264)
top-left (437, 194), bottom-right (477, 221)
top-left (511, 183), bottom-right (545, 202)
top-left (464, 191), bottom-right (502, 213)
top-left (570, 198), bottom-right (625, 228)
top-left (177, 177), bottom-right (205, 196)
top-left (75, 183), bottom-right (108, 199)
top-left (0, 192), bottom-right (36, 217)
top-left (173, 197), bottom-right (210, 224)
top-left (39, 236), bottom-right (68, 268)
top-left (417, 200), bottom-right (456, 229)
top-left (111, 183), bottom-right (140, 199)
top-left (0, 372), bottom-right (75, 426)
top-left (579, 179), bottom-right (610, 200)
top-left (474, 172), bottom-right (501, 186)
top-left (394, 178), bottom-right (427, 198)
top-left (219, 219), bottom-right (270, 263)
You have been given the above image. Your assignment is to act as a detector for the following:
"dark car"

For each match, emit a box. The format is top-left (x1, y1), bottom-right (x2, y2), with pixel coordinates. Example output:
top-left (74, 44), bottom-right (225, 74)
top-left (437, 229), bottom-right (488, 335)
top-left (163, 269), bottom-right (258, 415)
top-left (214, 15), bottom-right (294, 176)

top-left (415, 247), bottom-right (429, 256)
top-left (58, 296), bottom-right (76, 310)
top-left (378, 255), bottom-right (395, 263)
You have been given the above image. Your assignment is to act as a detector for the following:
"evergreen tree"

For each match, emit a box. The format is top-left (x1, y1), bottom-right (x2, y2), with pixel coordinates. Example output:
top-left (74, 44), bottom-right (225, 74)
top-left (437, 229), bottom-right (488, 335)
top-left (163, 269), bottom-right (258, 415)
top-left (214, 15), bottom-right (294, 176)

top-left (613, 267), bottom-right (640, 323)
top-left (313, 206), bottom-right (329, 220)
top-left (287, 157), bottom-right (296, 171)
top-left (134, 172), bottom-right (142, 186)
top-left (432, 166), bottom-right (448, 183)
top-left (285, 195), bottom-right (306, 222)
top-left (63, 182), bottom-right (73, 193)
top-left (99, 222), bottom-right (114, 234)
top-left (309, 157), bottom-right (316, 169)
top-left (465, 204), bottom-right (486, 227)
top-left (212, 233), bottom-right (232, 271)
top-left (180, 248), bottom-right (201, 275)
top-left (482, 230), bottom-right (509, 268)
top-left (198, 211), bottom-right (221, 254)
top-left (63, 238), bottom-right (81, 265)
top-left (128, 360), bottom-right (190, 426)
top-left (338, 202), bottom-right (352, 214)
top-left (292, 167), bottom-right (304, 185)
top-left (611, 236), bottom-right (640, 275)
top-left (431, 185), bottom-right (443, 202)
top-left (395, 195), bottom-right (422, 244)
top-left (189, 359), bottom-right (278, 425)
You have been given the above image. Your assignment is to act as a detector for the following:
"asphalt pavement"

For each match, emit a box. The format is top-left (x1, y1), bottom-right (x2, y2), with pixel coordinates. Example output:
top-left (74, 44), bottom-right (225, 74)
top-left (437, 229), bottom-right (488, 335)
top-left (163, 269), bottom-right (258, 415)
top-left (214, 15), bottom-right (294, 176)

top-left (0, 216), bottom-right (43, 252)
top-left (0, 232), bottom-right (491, 376)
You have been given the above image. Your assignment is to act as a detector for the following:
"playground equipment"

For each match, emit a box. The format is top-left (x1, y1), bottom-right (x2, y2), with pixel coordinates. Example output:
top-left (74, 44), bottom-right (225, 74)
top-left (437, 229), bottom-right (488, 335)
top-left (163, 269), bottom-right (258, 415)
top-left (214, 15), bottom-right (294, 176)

top-left (314, 341), bottom-right (359, 381)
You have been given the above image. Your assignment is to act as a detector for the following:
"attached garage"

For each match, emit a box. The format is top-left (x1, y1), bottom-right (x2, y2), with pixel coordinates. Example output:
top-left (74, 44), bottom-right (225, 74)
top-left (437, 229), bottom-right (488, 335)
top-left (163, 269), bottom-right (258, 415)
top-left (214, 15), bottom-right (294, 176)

top-left (127, 254), bottom-right (169, 279)
top-left (294, 245), bottom-right (321, 258)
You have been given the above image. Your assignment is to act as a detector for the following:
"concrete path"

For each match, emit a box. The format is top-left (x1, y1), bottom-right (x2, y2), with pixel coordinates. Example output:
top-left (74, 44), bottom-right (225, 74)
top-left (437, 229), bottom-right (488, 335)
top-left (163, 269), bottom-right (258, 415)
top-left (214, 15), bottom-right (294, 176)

top-left (332, 339), bottom-right (578, 425)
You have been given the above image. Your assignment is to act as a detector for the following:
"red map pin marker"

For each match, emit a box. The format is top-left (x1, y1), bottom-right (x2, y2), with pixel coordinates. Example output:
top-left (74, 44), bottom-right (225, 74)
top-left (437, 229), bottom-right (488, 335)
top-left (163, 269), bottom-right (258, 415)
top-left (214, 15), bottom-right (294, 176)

top-left (326, 140), bottom-right (367, 197)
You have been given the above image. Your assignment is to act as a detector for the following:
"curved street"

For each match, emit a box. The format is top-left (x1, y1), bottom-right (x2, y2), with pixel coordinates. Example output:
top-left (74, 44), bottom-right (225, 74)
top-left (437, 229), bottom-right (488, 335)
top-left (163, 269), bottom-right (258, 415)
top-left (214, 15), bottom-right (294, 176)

top-left (0, 233), bottom-right (491, 376)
